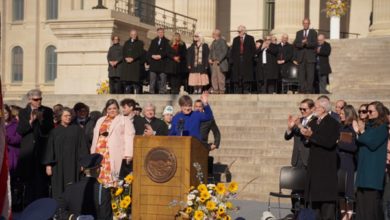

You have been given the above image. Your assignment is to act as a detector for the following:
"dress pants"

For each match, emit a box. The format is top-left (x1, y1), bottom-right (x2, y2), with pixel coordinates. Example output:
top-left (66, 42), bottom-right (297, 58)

top-left (109, 77), bottom-right (122, 94)
top-left (211, 63), bottom-right (226, 93)
top-left (356, 188), bottom-right (384, 220)
top-left (261, 79), bottom-right (277, 94)
top-left (384, 173), bottom-right (390, 220)
top-left (149, 71), bottom-right (167, 94)
top-left (317, 73), bottom-right (329, 94)
top-left (122, 81), bottom-right (140, 94)
top-left (312, 201), bottom-right (336, 220)
top-left (298, 61), bottom-right (315, 93)
top-left (169, 74), bottom-right (181, 94)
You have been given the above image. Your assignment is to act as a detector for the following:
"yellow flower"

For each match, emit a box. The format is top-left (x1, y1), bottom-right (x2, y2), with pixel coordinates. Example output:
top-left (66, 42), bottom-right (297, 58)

top-left (228, 181), bottom-right (238, 193)
top-left (226, 201), bottom-right (233, 209)
top-left (124, 174), bottom-right (133, 184)
top-left (185, 207), bottom-right (193, 214)
top-left (217, 207), bottom-right (225, 216)
top-left (197, 184), bottom-right (207, 192)
top-left (224, 215), bottom-right (232, 220)
top-left (199, 196), bottom-right (207, 203)
top-left (215, 183), bottom-right (226, 195)
top-left (111, 202), bottom-right (118, 210)
top-left (115, 187), bottom-right (124, 196)
top-left (123, 195), bottom-right (132, 205)
top-left (194, 210), bottom-right (204, 220)
top-left (206, 200), bottom-right (216, 211)
top-left (120, 199), bottom-right (129, 209)
top-left (200, 191), bottom-right (211, 200)
top-left (114, 212), bottom-right (121, 217)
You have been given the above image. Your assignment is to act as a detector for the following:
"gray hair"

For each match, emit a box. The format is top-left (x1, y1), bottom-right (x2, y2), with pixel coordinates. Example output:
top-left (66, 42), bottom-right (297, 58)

top-left (27, 89), bottom-right (42, 98)
top-left (317, 97), bottom-right (332, 112)
top-left (143, 103), bottom-right (156, 112)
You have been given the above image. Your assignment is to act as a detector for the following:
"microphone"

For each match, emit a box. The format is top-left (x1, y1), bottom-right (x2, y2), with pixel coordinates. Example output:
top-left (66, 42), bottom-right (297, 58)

top-left (178, 118), bottom-right (184, 136)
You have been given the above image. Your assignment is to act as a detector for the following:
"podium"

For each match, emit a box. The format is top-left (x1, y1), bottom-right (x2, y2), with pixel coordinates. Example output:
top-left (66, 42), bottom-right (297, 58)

top-left (132, 136), bottom-right (209, 220)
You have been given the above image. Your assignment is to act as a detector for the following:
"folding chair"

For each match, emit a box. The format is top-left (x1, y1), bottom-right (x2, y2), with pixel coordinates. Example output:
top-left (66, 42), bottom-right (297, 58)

top-left (268, 166), bottom-right (307, 218)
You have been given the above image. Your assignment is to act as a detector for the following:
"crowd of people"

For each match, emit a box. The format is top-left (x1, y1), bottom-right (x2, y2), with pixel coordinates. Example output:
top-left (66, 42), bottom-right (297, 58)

top-left (285, 96), bottom-right (390, 220)
top-left (107, 18), bottom-right (332, 95)
top-left (4, 89), bottom-right (221, 219)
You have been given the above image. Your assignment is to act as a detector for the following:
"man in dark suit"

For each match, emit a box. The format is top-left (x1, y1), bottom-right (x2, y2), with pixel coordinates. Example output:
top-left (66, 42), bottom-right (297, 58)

top-left (122, 30), bottom-right (145, 94)
top-left (229, 25), bottom-right (256, 94)
top-left (147, 28), bottom-right (174, 94)
top-left (133, 103), bottom-right (169, 136)
top-left (316, 34), bottom-right (332, 94)
top-left (256, 36), bottom-right (279, 94)
top-left (300, 96), bottom-right (340, 220)
top-left (294, 18), bottom-right (318, 94)
top-left (16, 89), bottom-right (54, 207)
top-left (277, 34), bottom-right (294, 87)
top-left (58, 154), bottom-right (112, 220)
top-left (107, 35), bottom-right (123, 94)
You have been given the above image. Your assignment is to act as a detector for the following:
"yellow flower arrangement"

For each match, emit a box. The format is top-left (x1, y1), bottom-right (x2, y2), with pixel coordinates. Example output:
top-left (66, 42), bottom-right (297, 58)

top-left (124, 174), bottom-right (133, 184)
top-left (326, 0), bottom-right (349, 17)
top-left (115, 187), bottom-right (124, 196)
top-left (215, 183), bottom-right (226, 195)
top-left (111, 172), bottom-right (133, 220)
top-left (96, 80), bottom-right (110, 94)
top-left (200, 191), bottom-right (211, 200)
top-left (176, 163), bottom-right (238, 219)
top-left (206, 200), bottom-right (216, 211)
top-left (197, 183), bottom-right (207, 192)
top-left (228, 182), bottom-right (238, 193)
top-left (194, 210), bottom-right (204, 220)
top-left (185, 207), bottom-right (193, 214)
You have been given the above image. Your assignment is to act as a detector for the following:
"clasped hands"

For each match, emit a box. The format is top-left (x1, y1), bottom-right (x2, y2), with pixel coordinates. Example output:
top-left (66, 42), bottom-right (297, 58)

top-left (287, 115), bottom-right (312, 138)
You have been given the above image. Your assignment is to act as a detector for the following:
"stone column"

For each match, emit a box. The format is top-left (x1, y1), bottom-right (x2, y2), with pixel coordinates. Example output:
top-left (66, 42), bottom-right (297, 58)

top-left (271, 0), bottom-right (305, 40)
top-left (369, 0), bottom-right (390, 36)
top-left (188, 0), bottom-right (216, 39)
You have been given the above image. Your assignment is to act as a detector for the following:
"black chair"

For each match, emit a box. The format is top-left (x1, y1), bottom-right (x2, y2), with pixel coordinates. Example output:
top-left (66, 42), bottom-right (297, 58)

top-left (268, 166), bottom-right (307, 218)
top-left (281, 64), bottom-right (300, 94)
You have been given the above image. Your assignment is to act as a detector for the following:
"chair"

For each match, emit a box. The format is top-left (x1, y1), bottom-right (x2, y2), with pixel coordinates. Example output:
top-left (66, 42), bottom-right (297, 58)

top-left (268, 166), bottom-right (307, 218)
top-left (281, 64), bottom-right (300, 94)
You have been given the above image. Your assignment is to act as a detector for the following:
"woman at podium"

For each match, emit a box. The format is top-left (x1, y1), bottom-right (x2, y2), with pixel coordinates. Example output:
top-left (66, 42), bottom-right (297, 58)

top-left (169, 93), bottom-right (213, 140)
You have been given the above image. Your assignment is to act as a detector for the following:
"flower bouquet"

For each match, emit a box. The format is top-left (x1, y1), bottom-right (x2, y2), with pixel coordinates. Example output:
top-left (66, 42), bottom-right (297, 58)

top-left (177, 182), bottom-right (239, 220)
top-left (96, 80), bottom-right (110, 94)
top-left (326, 0), bottom-right (349, 17)
top-left (111, 173), bottom-right (133, 219)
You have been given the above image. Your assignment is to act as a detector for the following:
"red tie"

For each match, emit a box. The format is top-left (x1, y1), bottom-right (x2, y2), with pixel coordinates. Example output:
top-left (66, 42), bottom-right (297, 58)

top-left (240, 36), bottom-right (244, 54)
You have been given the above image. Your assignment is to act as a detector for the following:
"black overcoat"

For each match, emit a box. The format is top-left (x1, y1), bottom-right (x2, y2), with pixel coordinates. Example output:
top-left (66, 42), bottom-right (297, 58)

top-left (277, 42), bottom-right (294, 78)
top-left (187, 43), bottom-right (210, 73)
top-left (133, 116), bottom-right (169, 136)
top-left (317, 41), bottom-right (332, 76)
top-left (229, 34), bottom-right (256, 82)
top-left (122, 38), bottom-right (144, 82)
top-left (146, 37), bottom-right (174, 73)
top-left (107, 43), bottom-right (123, 78)
top-left (305, 114), bottom-right (340, 202)
top-left (165, 41), bottom-right (188, 75)
top-left (255, 44), bottom-right (279, 81)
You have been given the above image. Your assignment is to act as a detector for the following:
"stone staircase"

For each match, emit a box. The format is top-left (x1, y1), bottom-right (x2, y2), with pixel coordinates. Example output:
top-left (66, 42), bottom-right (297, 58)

top-left (4, 37), bottom-right (390, 202)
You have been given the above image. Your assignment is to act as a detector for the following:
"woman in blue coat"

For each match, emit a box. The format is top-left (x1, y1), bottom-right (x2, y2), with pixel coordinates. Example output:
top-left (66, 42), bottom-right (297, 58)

top-left (354, 101), bottom-right (389, 220)
top-left (169, 93), bottom-right (213, 141)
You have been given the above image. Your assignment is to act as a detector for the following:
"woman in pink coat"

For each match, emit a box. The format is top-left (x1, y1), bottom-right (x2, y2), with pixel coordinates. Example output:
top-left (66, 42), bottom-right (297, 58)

top-left (91, 99), bottom-right (135, 187)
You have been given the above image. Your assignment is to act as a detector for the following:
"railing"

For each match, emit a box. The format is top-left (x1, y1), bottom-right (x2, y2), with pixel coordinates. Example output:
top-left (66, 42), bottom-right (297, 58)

top-left (315, 29), bottom-right (360, 39)
top-left (114, 0), bottom-right (197, 37)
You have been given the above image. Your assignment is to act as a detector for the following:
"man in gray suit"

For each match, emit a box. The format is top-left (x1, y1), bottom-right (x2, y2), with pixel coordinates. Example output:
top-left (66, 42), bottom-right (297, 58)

top-left (285, 98), bottom-right (315, 212)
top-left (285, 98), bottom-right (316, 168)
top-left (209, 29), bottom-right (229, 94)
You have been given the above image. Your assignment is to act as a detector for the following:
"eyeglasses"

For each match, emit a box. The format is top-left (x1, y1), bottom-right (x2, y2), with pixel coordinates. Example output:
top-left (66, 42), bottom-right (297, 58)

top-left (32, 98), bottom-right (42, 101)
top-left (368, 110), bottom-right (375, 114)
top-left (358, 110), bottom-right (368, 114)
top-left (299, 108), bottom-right (308, 112)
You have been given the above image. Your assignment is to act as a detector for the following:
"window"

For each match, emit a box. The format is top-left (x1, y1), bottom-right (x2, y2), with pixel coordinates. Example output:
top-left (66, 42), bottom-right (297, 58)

top-left (11, 46), bottom-right (23, 82)
top-left (12, 0), bottom-right (24, 21)
top-left (47, 0), bottom-right (58, 20)
top-left (45, 46), bottom-right (57, 82)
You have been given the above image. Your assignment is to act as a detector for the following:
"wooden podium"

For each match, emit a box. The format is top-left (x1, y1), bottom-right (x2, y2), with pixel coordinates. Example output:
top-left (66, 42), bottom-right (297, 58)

top-left (132, 136), bottom-right (209, 220)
